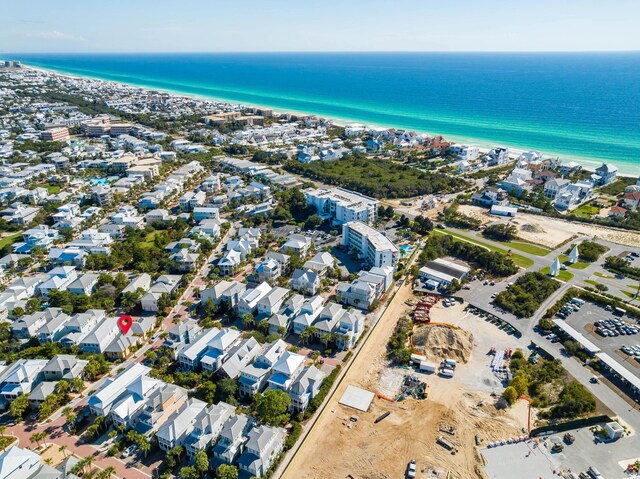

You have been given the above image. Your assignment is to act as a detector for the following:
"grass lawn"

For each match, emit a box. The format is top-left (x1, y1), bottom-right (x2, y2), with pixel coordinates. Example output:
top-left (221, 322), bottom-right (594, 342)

top-left (0, 232), bottom-right (22, 250)
top-left (594, 271), bottom-right (615, 279)
top-left (44, 184), bottom-right (61, 194)
top-left (499, 240), bottom-right (551, 256)
top-left (140, 230), bottom-right (162, 249)
top-left (557, 254), bottom-right (589, 270)
top-left (621, 290), bottom-right (639, 301)
top-left (435, 229), bottom-right (534, 268)
top-left (540, 266), bottom-right (574, 282)
top-left (570, 202), bottom-right (601, 219)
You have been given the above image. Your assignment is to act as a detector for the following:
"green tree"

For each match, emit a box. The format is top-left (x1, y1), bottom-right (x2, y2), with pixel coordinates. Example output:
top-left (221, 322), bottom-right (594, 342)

top-left (194, 449), bottom-right (209, 477)
top-left (254, 389), bottom-right (291, 426)
top-left (197, 380), bottom-right (217, 405)
top-left (179, 466), bottom-right (199, 479)
top-left (166, 445), bottom-right (184, 469)
top-left (503, 386), bottom-right (518, 405)
top-left (510, 374), bottom-right (528, 397)
top-left (242, 313), bottom-right (255, 329)
top-left (9, 394), bottom-right (29, 421)
top-left (217, 464), bottom-right (239, 479)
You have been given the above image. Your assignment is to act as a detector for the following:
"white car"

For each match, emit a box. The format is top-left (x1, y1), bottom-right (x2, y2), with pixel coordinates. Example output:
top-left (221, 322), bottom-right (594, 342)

top-left (407, 459), bottom-right (417, 478)
top-left (123, 445), bottom-right (137, 457)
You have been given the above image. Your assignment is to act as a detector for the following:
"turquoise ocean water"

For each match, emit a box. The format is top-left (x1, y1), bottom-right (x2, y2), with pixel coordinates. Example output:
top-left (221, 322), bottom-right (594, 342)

top-left (13, 52), bottom-right (640, 175)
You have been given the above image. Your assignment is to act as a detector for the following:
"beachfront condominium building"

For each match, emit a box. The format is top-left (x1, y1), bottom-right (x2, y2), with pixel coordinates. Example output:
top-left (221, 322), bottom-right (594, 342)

top-left (342, 221), bottom-right (398, 269)
top-left (305, 187), bottom-right (378, 226)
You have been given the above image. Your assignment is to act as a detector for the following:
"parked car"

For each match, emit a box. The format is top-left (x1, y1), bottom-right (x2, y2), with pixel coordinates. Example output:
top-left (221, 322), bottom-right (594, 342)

top-left (407, 459), bottom-right (417, 478)
top-left (123, 445), bottom-right (137, 457)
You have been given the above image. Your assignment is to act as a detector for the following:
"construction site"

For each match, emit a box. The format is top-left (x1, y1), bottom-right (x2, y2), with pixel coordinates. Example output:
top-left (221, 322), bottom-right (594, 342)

top-left (283, 285), bottom-right (530, 479)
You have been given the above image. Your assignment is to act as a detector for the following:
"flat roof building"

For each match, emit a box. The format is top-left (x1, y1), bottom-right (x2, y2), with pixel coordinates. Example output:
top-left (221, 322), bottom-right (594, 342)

top-left (342, 220), bottom-right (398, 269)
top-left (305, 187), bottom-right (378, 226)
top-left (418, 258), bottom-right (469, 287)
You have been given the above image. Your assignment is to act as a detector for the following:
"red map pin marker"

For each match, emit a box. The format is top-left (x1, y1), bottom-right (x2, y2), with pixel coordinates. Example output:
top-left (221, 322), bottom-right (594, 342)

top-left (118, 315), bottom-right (133, 334)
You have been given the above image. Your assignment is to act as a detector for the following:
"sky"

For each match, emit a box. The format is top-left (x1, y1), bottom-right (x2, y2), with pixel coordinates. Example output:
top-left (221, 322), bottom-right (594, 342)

top-left (2, 0), bottom-right (640, 53)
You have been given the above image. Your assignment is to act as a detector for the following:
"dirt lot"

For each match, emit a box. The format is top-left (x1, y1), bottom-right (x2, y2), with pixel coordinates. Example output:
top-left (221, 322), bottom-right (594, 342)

top-left (283, 290), bottom-right (528, 479)
top-left (458, 204), bottom-right (640, 248)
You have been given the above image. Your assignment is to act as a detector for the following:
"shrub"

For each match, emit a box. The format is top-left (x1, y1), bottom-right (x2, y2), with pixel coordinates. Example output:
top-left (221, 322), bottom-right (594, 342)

top-left (503, 386), bottom-right (518, 405)
top-left (495, 272), bottom-right (560, 317)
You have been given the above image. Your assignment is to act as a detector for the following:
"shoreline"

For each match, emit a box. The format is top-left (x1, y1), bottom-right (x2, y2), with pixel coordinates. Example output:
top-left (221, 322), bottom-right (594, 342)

top-left (20, 63), bottom-right (639, 177)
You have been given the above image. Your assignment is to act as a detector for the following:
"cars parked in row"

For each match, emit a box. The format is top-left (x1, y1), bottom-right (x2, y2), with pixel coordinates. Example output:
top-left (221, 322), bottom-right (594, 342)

top-left (594, 318), bottom-right (639, 337)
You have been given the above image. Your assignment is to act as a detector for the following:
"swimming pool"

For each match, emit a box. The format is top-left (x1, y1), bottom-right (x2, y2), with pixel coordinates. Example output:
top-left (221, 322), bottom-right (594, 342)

top-left (399, 244), bottom-right (412, 258)
top-left (88, 176), bottom-right (119, 186)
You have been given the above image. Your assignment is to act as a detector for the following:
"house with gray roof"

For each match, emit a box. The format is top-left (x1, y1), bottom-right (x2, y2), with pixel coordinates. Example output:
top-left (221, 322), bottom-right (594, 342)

top-left (238, 339), bottom-right (288, 398)
top-left (290, 366), bottom-right (325, 412)
top-left (212, 413), bottom-right (253, 466)
top-left (220, 337), bottom-right (262, 379)
top-left (66, 273), bottom-right (99, 296)
top-left (156, 398), bottom-right (208, 451)
top-left (41, 355), bottom-right (88, 382)
top-left (290, 269), bottom-right (320, 296)
top-left (184, 401), bottom-right (235, 458)
top-left (237, 424), bottom-right (286, 478)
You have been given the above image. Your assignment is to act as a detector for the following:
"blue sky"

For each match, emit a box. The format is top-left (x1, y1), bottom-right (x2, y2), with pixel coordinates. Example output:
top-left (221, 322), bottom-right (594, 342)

top-left (3, 0), bottom-right (640, 53)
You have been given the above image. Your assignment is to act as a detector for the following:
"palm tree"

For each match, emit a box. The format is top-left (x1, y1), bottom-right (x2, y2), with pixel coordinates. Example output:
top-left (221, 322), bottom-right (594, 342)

top-left (44, 458), bottom-right (53, 465)
top-left (58, 445), bottom-right (68, 458)
top-left (102, 466), bottom-right (116, 479)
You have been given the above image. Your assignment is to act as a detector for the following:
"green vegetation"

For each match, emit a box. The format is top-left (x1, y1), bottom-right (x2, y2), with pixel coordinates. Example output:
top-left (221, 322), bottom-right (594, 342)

top-left (599, 176), bottom-right (638, 196)
top-left (604, 256), bottom-right (640, 280)
top-left (387, 317), bottom-right (413, 365)
top-left (570, 202), bottom-right (601, 219)
top-left (540, 266), bottom-right (574, 282)
top-left (495, 272), bottom-right (561, 317)
top-left (442, 204), bottom-right (482, 230)
top-left (85, 219), bottom-right (194, 275)
top-left (482, 224), bottom-right (518, 241)
top-left (0, 232), bottom-right (22, 250)
top-left (284, 154), bottom-right (466, 199)
top-left (432, 230), bottom-right (530, 270)
top-left (15, 139), bottom-right (67, 153)
top-left (508, 352), bottom-right (596, 418)
top-left (565, 241), bottom-right (608, 263)
top-left (272, 187), bottom-right (318, 223)
top-left (500, 241), bottom-right (551, 256)
top-left (254, 389), bottom-right (292, 426)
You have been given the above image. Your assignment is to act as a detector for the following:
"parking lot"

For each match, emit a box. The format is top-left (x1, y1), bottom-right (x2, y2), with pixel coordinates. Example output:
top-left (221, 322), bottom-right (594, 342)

top-left (561, 301), bottom-right (640, 377)
top-left (483, 424), bottom-right (638, 479)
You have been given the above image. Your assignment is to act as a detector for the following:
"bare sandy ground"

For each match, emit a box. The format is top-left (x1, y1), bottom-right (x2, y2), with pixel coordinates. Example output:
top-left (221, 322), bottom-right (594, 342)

top-left (458, 205), bottom-right (640, 248)
top-left (283, 290), bottom-right (528, 479)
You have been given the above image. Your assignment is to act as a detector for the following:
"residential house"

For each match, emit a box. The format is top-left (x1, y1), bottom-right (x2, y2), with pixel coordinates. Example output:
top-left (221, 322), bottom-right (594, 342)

top-left (66, 273), bottom-right (99, 296)
top-left (291, 296), bottom-right (325, 335)
top-left (212, 413), bottom-right (253, 466)
top-left (41, 355), bottom-right (88, 382)
top-left (220, 337), bottom-right (262, 379)
top-left (303, 251), bottom-right (334, 276)
top-left (595, 163), bottom-right (618, 185)
top-left (237, 425), bottom-right (286, 478)
top-left (141, 275), bottom-right (182, 312)
top-left (87, 363), bottom-right (151, 416)
top-left (200, 280), bottom-right (246, 310)
top-left (238, 339), bottom-right (288, 397)
top-left (281, 234), bottom-right (312, 257)
top-left (237, 282), bottom-right (272, 316)
top-left (289, 366), bottom-right (325, 413)
top-left (201, 329), bottom-right (242, 373)
top-left (156, 398), bottom-right (208, 451)
top-left (179, 327), bottom-right (221, 371)
top-left (184, 402), bottom-right (235, 458)
top-left (290, 269), bottom-right (320, 296)
top-left (256, 287), bottom-right (289, 317)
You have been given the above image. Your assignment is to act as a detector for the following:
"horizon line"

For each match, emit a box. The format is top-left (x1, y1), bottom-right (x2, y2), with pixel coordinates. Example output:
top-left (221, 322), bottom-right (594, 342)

top-left (4, 50), bottom-right (640, 55)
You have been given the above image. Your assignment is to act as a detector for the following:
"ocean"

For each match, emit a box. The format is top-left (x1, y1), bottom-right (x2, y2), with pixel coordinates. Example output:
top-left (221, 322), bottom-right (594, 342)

top-left (12, 52), bottom-right (640, 175)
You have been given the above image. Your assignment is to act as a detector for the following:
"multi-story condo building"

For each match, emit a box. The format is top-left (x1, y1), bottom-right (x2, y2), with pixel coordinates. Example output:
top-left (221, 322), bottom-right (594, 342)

top-left (305, 187), bottom-right (378, 226)
top-left (342, 221), bottom-right (398, 269)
